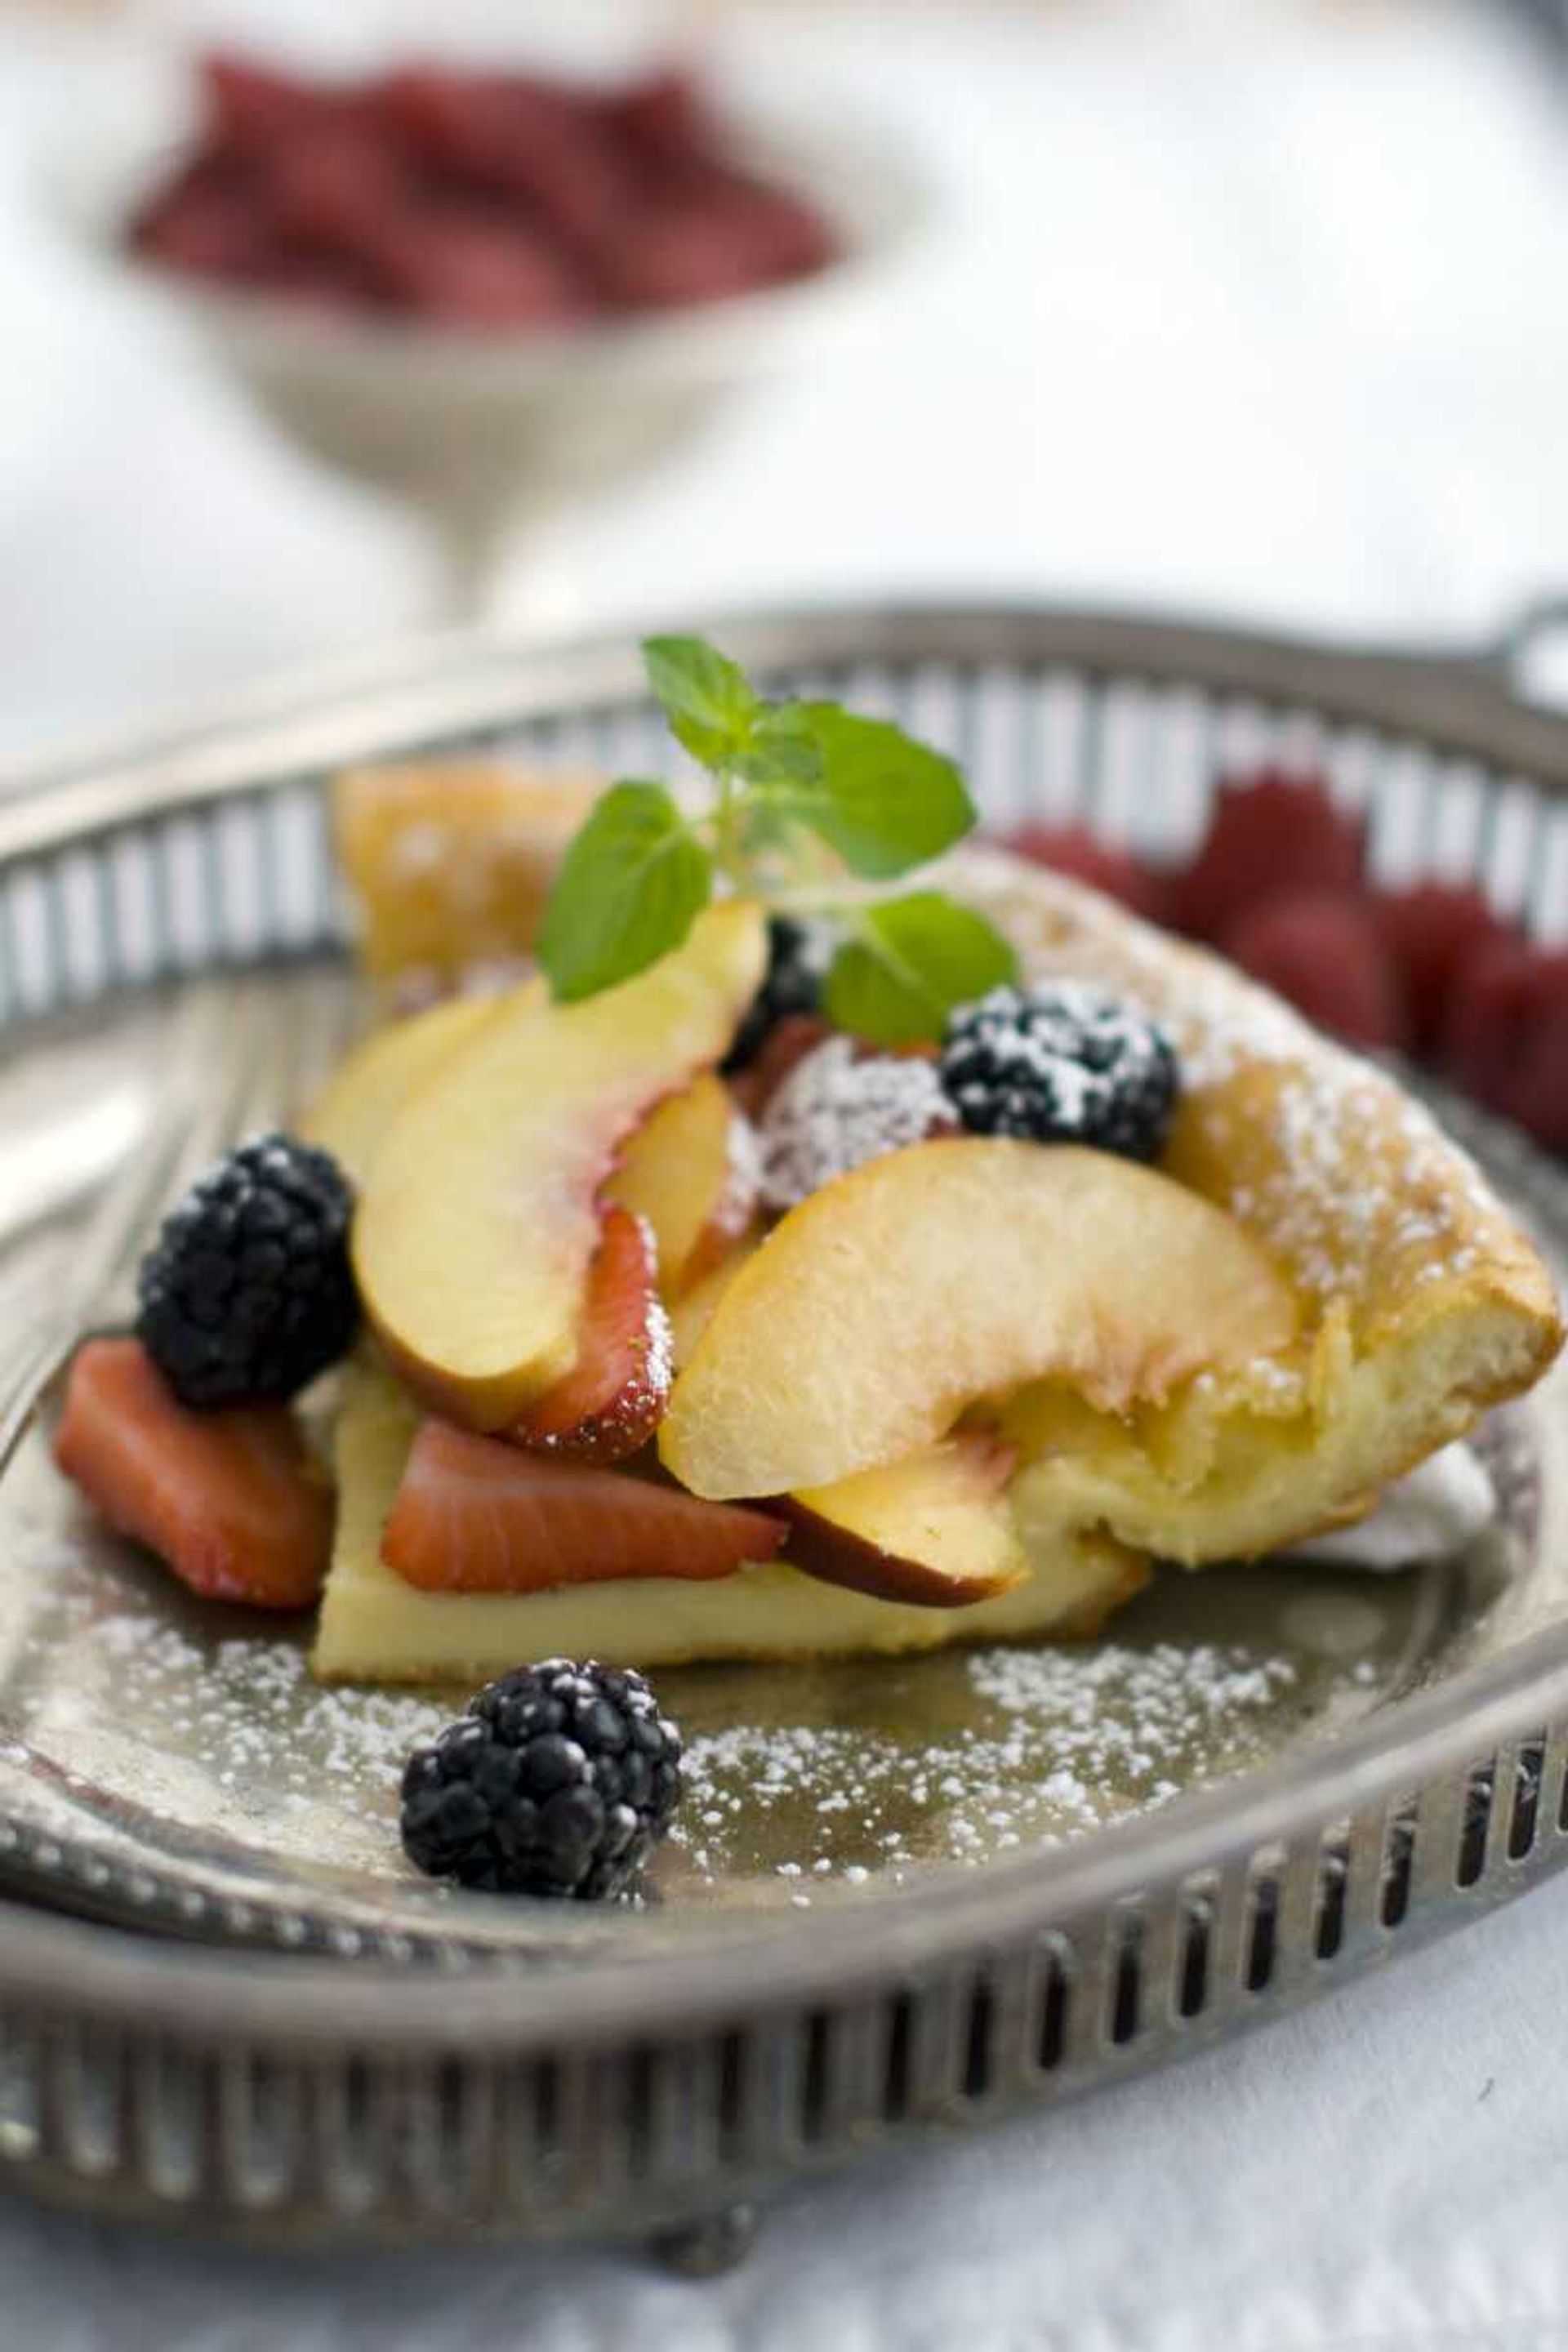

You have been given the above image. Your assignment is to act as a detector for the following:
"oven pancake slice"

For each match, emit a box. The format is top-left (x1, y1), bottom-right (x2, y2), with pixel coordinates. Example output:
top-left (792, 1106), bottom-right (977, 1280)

top-left (310, 1356), bottom-right (1145, 1682)
top-left (310, 849), bottom-right (1560, 1684)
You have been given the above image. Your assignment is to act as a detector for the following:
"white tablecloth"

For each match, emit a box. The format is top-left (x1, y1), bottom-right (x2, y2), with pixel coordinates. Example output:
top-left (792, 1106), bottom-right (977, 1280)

top-left (4, 2), bottom-right (1568, 2342)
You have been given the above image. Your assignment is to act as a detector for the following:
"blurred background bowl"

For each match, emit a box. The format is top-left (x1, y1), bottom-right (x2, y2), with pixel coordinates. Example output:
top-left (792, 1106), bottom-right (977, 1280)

top-left (51, 49), bottom-right (929, 613)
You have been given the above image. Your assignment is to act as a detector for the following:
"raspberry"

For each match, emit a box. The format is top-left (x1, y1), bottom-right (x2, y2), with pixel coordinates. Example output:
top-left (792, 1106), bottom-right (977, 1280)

top-left (399, 1660), bottom-right (683, 1899)
top-left (1372, 884), bottom-right (1517, 1053)
top-left (757, 1035), bottom-right (957, 1210)
top-left (1172, 771), bottom-right (1365, 943)
top-left (1223, 893), bottom-right (1405, 1051)
top-left (940, 982), bottom-right (1178, 1161)
top-left (1000, 823), bottom-right (1172, 927)
top-left (1444, 941), bottom-right (1568, 1152)
top-left (136, 1134), bottom-right (358, 1409)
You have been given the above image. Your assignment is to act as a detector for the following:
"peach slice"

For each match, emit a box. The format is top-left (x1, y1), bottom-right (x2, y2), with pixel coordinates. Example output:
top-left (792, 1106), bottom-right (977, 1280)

top-left (661, 1138), bottom-right (1298, 1499)
top-left (669, 1238), bottom-right (758, 1371)
top-left (608, 1071), bottom-right (759, 1297)
top-left (509, 1206), bottom-right (669, 1463)
top-left (781, 1433), bottom-right (1027, 1606)
top-left (354, 902), bottom-right (766, 1432)
top-left (301, 994), bottom-right (493, 1186)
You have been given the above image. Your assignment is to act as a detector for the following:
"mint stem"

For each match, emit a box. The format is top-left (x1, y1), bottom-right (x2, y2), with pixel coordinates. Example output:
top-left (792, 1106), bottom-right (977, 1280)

top-left (710, 768), bottom-right (750, 892)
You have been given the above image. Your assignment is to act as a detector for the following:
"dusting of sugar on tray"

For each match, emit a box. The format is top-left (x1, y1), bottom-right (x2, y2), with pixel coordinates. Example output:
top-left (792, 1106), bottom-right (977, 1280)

top-left (662, 1637), bottom-right (1301, 1899)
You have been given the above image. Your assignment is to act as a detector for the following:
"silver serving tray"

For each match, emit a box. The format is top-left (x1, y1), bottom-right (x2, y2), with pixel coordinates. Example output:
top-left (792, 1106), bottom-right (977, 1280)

top-left (0, 602), bottom-right (1564, 2252)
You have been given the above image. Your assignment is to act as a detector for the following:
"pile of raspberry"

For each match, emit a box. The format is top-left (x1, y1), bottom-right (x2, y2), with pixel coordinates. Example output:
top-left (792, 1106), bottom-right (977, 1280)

top-left (1002, 777), bottom-right (1568, 1156)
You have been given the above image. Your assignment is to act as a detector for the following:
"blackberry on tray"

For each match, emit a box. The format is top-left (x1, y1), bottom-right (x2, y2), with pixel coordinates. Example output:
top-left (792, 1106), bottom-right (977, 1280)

top-left (400, 1660), bottom-right (684, 1899)
top-left (940, 981), bottom-right (1178, 1162)
top-left (136, 1133), bottom-right (359, 1409)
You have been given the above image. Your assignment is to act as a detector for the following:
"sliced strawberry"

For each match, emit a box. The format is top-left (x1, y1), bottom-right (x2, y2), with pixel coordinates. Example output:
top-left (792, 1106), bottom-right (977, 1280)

top-left (1444, 940), bottom-right (1568, 1152)
top-left (1372, 884), bottom-right (1517, 1054)
top-left (728, 1013), bottom-right (833, 1120)
top-left (201, 54), bottom-right (342, 157)
top-left (602, 69), bottom-right (716, 172)
top-left (263, 122), bottom-right (410, 256)
top-left (129, 158), bottom-right (274, 283)
top-left (370, 205), bottom-right (589, 331)
top-left (383, 1422), bottom-right (786, 1593)
top-left (999, 823), bottom-right (1172, 926)
top-left (510, 1207), bottom-right (670, 1463)
top-left (1223, 892), bottom-right (1406, 1051)
top-left (598, 201), bottom-right (789, 310)
top-left (53, 1339), bottom-right (331, 1610)
top-left (383, 71), bottom-right (628, 254)
top-left (1172, 771), bottom-right (1366, 943)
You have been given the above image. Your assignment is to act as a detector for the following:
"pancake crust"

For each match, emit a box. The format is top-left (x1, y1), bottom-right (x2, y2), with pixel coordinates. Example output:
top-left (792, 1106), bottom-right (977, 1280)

top-left (951, 846), bottom-right (1562, 1564)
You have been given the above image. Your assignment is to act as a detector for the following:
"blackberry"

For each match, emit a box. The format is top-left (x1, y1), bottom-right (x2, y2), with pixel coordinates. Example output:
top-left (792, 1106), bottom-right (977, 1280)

top-left (940, 981), bottom-right (1179, 1162)
top-left (399, 1660), bottom-right (684, 1900)
top-left (136, 1133), bottom-right (358, 1409)
top-left (723, 915), bottom-right (831, 1073)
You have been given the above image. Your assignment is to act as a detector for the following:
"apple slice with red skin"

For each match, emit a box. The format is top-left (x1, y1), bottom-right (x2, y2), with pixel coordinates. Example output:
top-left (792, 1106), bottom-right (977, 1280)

top-left (508, 1207), bottom-right (669, 1463)
top-left (381, 1420), bottom-right (787, 1595)
top-left (778, 1433), bottom-right (1027, 1607)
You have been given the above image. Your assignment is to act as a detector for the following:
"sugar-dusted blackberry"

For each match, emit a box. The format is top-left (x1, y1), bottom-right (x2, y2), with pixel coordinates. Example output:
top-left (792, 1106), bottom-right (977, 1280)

top-left (399, 1659), bottom-right (684, 1900)
top-left (722, 915), bottom-right (832, 1073)
top-left (940, 981), bottom-right (1179, 1162)
top-left (136, 1133), bottom-right (358, 1409)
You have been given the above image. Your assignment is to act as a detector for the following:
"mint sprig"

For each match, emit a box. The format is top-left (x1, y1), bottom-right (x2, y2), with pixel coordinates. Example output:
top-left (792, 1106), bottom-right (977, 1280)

top-left (823, 893), bottom-right (1018, 1046)
top-left (537, 636), bottom-right (1017, 1042)
top-left (537, 781), bottom-right (711, 1003)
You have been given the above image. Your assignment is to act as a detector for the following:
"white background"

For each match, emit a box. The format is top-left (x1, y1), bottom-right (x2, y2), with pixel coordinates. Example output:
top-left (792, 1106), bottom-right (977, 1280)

top-left (3, 2), bottom-right (1568, 2342)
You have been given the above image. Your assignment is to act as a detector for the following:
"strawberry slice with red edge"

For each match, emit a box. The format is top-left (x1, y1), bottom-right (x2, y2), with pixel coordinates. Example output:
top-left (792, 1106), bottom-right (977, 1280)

top-left (382, 1421), bottom-right (787, 1594)
top-left (53, 1338), bottom-right (332, 1610)
top-left (510, 1206), bottom-right (670, 1463)
top-left (999, 823), bottom-right (1173, 927)
top-left (1223, 892), bottom-right (1407, 1051)
top-left (1173, 771), bottom-right (1366, 943)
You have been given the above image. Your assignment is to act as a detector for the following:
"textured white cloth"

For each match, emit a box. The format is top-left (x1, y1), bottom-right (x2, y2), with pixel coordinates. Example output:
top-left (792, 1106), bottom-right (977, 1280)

top-left (2, 2), bottom-right (1568, 2344)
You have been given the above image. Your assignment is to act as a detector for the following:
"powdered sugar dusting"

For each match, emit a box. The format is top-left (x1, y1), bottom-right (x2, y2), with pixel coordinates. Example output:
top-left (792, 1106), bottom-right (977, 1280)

top-left (4, 1517), bottom-right (1422, 1908)
top-left (952, 847), bottom-right (1522, 1307)
top-left (666, 1636), bottom-right (1299, 1896)
top-left (758, 1036), bottom-right (956, 1212)
top-left (715, 1108), bottom-right (762, 1233)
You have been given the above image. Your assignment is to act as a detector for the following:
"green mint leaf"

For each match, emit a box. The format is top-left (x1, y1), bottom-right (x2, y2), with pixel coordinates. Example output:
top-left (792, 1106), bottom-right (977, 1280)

top-left (733, 702), bottom-right (825, 789)
top-left (537, 781), bottom-right (712, 1003)
top-left (770, 706), bottom-right (976, 880)
top-left (823, 893), bottom-right (1017, 1046)
top-left (642, 636), bottom-right (759, 769)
